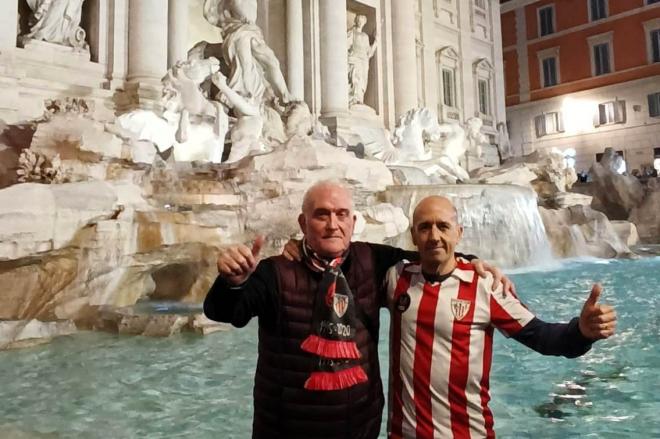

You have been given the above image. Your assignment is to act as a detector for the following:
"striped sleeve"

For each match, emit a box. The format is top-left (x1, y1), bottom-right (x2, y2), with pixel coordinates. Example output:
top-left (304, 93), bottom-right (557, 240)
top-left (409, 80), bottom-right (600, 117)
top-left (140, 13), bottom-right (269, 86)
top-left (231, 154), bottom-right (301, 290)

top-left (484, 274), bottom-right (535, 337)
top-left (385, 260), bottom-right (406, 308)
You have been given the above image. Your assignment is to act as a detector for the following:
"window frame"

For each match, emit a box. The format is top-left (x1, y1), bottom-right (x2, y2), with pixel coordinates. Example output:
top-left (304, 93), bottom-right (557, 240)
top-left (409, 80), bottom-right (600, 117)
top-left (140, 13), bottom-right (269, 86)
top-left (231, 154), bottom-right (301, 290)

top-left (595, 100), bottom-right (626, 126)
top-left (534, 111), bottom-right (564, 138)
top-left (537, 46), bottom-right (561, 88)
top-left (436, 46), bottom-right (461, 122)
top-left (537, 5), bottom-right (556, 37)
top-left (643, 18), bottom-right (660, 64)
top-left (473, 58), bottom-right (494, 122)
top-left (588, 32), bottom-right (614, 76)
top-left (588, 0), bottom-right (608, 22)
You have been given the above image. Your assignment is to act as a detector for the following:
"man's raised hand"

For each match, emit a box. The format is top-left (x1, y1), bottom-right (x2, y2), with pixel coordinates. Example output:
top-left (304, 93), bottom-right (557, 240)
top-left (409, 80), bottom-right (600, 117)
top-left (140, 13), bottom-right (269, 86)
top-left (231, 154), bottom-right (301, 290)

top-left (217, 235), bottom-right (265, 285)
top-left (579, 284), bottom-right (617, 340)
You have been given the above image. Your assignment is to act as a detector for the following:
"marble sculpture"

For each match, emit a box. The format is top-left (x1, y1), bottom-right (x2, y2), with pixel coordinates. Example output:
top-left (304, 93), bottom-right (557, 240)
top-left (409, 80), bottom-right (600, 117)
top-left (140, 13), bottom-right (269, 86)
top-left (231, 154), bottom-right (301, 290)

top-left (21, 0), bottom-right (89, 51)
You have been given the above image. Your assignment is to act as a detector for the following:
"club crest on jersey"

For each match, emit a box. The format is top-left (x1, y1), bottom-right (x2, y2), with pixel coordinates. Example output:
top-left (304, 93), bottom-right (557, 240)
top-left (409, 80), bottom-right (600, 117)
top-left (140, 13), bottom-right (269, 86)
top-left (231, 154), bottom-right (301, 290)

top-left (395, 293), bottom-right (411, 312)
top-left (451, 298), bottom-right (471, 321)
top-left (333, 294), bottom-right (349, 318)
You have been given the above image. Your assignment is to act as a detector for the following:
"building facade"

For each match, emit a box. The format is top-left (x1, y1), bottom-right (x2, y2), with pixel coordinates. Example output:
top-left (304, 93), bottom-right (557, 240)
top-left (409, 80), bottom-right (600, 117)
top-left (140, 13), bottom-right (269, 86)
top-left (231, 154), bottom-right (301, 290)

top-left (0, 0), bottom-right (507, 145)
top-left (501, 0), bottom-right (660, 173)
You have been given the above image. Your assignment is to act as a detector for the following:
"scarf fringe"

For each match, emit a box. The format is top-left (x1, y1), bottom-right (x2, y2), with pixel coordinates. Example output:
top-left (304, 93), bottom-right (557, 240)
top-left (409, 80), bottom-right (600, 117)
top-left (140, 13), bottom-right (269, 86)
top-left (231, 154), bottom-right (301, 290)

top-left (303, 365), bottom-right (368, 391)
top-left (301, 334), bottom-right (361, 359)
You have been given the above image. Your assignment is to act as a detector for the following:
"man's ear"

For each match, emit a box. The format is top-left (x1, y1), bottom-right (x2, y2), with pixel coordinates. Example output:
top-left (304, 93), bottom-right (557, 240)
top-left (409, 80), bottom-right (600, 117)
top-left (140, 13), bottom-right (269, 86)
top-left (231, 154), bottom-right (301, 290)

top-left (457, 224), bottom-right (464, 240)
top-left (298, 213), bottom-right (306, 234)
top-left (410, 226), bottom-right (418, 246)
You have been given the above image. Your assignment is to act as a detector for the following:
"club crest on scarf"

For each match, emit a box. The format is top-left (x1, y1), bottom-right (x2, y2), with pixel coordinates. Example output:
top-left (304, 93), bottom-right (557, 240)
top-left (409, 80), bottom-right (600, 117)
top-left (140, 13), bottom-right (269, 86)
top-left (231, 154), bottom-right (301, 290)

top-left (300, 241), bottom-right (368, 391)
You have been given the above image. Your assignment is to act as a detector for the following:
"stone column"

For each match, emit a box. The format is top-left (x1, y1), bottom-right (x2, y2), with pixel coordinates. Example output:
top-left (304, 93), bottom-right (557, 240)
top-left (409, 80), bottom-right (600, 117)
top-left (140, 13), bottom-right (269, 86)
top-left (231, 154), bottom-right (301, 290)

top-left (319, 0), bottom-right (349, 117)
top-left (286, 0), bottom-right (304, 101)
top-left (168, 0), bottom-right (189, 67)
top-left (391, 0), bottom-right (418, 118)
top-left (0, 0), bottom-right (19, 122)
top-left (0, 1), bottom-right (18, 49)
top-left (106, 0), bottom-right (128, 89)
top-left (127, 0), bottom-right (169, 84)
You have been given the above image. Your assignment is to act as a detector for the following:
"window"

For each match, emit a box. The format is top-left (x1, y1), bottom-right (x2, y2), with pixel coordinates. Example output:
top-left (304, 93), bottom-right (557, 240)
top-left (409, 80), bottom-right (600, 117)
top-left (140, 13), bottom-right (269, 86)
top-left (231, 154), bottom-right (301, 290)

top-left (588, 32), bottom-right (614, 76)
top-left (535, 112), bottom-right (564, 137)
top-left (542, 57), bottom-right (558, 87)
top-left (538, 6), bottom-right (554, 37)
top-left (442, 68), bottom-right (455, 107)
top-left (643, 19), bottom-right (660, 63)
top-left (478, 79), bottom-right (490, 115)
top-left (436, 47), bottom-right (461, 121)
top-left (649, 92), bottom-right (660, 117)
top-left (589, 0), bottom-right (607, 21)
top-left (596, 100), bottom-right (626, 125)
top-left (473, 58), bottom-right (493, 120)
top-left (593, 43), bottom-right (611, 75)
top-left (654, 147), bottom-right (660, 158)
top-left (651, 29), bottom-right (660, 63)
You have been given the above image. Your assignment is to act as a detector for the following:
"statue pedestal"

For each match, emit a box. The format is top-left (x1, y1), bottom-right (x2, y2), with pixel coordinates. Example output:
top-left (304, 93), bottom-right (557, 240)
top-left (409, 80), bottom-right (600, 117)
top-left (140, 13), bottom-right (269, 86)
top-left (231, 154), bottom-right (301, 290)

top-left (463, 145), bottom-right (500, 173)
top-left (322, 104), bottom-right (390, 155)
top-left (20, 39), bottom-right (91, 62)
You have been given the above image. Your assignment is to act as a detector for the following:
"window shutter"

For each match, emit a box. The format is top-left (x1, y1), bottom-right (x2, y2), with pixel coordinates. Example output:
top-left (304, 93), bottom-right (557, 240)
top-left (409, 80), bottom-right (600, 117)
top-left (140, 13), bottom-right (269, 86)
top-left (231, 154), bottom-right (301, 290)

top-left (614, 100), bottom-right (626, 123)
top-left (649, 93), bottom-right (660, 117)
top-left (598, 104), bottom-right (607, 125)
top-left (535, 115), bottom-right (547, 137)
top-left (556, 112), bottom-right (564, 132)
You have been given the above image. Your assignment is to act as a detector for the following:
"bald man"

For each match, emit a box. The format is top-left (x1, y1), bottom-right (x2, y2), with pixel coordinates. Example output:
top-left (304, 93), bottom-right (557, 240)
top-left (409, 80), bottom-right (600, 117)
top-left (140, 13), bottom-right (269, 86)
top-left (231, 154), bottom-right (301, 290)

top-left (204, 181), bottom-right (507, 439)
top-left (385, 196), bottom-right (617, 438)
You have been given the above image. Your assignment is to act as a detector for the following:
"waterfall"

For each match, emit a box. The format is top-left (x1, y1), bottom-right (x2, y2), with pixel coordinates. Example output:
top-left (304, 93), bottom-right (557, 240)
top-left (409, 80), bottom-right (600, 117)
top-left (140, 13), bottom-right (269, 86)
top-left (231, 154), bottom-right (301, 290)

top-left (383, 184), bottom-right (555, 269)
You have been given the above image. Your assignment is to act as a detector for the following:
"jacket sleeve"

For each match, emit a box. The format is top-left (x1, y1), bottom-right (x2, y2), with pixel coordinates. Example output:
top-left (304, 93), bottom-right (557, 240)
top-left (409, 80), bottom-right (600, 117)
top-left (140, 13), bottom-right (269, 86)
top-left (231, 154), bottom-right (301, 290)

top-left (511, 317), bottom-right (594, 358)
top-left (203, 258), bottom-right (278, 328)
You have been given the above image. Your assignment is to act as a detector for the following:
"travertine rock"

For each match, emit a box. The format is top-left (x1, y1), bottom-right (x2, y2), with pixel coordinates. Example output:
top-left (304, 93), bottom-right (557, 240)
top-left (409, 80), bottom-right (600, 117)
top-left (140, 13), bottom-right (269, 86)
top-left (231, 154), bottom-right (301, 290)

top-left (539, 205), bottom-right (634, 259)
top-left (589, 158), bottom-right (644, 220)
top-left (629, 188), bottom-right (660, 243)
top-left (610, 221), bottom-right (640, 247)
top-left (0, 319), bottom-right (76, 350)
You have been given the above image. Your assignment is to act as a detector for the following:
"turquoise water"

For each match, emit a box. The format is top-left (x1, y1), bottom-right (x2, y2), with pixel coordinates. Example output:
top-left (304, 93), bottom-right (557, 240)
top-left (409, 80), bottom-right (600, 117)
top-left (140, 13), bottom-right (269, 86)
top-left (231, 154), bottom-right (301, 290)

top-left (1, 258), bottom-right (659, 438)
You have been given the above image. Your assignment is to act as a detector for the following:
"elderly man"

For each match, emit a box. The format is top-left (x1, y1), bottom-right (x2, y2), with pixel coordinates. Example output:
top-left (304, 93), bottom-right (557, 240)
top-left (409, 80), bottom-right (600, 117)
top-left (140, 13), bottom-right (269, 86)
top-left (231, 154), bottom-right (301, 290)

top-left (203, 181), bottom-right (507, 439)
top-left (385, 196), bottom-right (617, 438)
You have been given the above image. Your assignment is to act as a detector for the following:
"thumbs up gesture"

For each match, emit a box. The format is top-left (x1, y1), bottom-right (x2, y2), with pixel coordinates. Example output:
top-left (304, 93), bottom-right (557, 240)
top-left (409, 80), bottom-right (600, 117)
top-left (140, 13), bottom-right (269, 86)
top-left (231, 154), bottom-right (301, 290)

top-left (217, 236), bottom-right (265, 285)
top-left (578, 284), bottom-right (617, 340)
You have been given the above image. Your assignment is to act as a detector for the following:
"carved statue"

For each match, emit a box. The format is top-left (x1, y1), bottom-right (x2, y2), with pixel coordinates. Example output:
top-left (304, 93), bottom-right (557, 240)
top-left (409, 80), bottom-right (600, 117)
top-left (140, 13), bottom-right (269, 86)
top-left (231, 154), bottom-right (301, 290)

top-left (203, 0), bottom-right (292, 104)
top-left (465, 117), bottom-right (488, 158)
top-left (21, 0), bottom-right (88, 50)
top-left (496, 122), bottom-right (511, 161)
top-left (391, 108), bottom-right (443, 161)
top-left (211, 70), bottom-right (267, 163)
top-left (162, 57), bottom-right (228, 147)
top-left (347, 15), bottom-right (378, 106)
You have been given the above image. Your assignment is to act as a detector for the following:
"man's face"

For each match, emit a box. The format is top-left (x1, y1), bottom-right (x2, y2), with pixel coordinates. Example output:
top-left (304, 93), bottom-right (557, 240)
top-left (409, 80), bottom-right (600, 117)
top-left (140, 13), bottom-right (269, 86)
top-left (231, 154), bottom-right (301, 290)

top-left (298, 185), bottom-right (356, 259)
top-left (411, 197), bottom-right (463, 269)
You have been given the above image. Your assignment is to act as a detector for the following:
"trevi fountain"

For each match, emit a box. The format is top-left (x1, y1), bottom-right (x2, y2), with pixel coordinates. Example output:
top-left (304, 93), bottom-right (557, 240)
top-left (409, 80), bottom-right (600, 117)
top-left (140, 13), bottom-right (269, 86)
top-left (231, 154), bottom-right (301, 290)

top-left (0, 0), bottom-right (658, 438)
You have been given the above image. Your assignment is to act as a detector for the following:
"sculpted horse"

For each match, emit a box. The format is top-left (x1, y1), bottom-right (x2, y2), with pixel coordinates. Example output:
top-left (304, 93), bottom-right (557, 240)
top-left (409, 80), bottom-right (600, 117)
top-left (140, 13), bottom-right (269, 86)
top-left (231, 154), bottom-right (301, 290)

top-left (391, 107), bottom-right (444, 161)
top-left (161, 57), bottom-right (228, 146)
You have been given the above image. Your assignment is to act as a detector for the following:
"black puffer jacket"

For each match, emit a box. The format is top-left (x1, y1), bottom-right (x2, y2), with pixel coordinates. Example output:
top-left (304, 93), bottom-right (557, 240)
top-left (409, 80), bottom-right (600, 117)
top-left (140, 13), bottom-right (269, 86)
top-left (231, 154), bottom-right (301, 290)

top-left (204, 242), bottom-right (415, 439)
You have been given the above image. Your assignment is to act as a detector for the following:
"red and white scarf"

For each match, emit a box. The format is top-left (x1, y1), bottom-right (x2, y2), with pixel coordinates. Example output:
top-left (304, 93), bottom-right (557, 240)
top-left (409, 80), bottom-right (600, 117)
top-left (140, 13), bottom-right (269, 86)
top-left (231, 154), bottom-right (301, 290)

top-left (299, 240), bottom-right (368, 391)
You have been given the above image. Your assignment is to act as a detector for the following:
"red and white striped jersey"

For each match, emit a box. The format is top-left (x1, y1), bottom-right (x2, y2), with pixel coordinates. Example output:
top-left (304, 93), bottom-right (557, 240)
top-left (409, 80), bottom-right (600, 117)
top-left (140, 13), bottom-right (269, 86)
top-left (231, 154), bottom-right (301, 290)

top-left (385, 259), bottom-right (535, 439)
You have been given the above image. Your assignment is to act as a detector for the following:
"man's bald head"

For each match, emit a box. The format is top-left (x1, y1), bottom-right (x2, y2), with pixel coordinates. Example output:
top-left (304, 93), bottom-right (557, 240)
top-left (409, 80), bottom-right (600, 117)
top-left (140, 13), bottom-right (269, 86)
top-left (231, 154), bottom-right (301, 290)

top-left (412, 196), bottom-right (459, 226)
